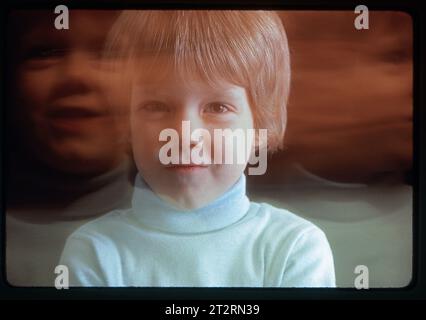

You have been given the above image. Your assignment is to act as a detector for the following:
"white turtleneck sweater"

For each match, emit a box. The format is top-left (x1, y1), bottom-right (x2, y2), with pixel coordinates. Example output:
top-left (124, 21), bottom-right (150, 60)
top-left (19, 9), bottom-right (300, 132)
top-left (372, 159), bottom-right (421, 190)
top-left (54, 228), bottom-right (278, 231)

top-left (60, 174), bottom-right (336, 287)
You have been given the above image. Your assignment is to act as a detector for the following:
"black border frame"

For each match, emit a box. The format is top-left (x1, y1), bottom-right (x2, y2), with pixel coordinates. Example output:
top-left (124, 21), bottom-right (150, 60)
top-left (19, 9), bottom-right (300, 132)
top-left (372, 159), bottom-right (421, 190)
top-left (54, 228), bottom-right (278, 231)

top-left (0, 0), bottom-right (424, 302)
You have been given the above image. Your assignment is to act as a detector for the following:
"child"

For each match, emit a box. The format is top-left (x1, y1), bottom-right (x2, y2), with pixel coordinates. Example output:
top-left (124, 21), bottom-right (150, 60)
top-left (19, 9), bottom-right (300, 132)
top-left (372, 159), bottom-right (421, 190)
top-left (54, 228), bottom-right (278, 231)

top-left (60, 10), bottom-right (335, 287)
top-left (6, 9), bottom-right (134, 286)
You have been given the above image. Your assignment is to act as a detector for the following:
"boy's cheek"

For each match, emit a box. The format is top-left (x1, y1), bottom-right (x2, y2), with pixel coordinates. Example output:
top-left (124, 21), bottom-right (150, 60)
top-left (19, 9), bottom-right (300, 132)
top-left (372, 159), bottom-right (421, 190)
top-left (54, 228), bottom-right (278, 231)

top-left (131, 135), bottom-right (159, 160)
top-left (16, 71), bottom-right (54, 108)
top-left (131, 125), bottom-right (163, 146)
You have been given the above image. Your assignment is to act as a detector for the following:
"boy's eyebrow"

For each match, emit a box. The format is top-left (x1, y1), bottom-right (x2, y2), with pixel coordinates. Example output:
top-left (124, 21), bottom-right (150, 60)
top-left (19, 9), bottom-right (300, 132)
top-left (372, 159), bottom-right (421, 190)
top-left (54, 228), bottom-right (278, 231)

top-left (132, 87), bottom-right (244, 103)
top-left (20, 31), bottom-right (65, 48)
top-left (132, 85), bottom-right (168, 97)
top-left (134, 79), bottom-right (243, 94)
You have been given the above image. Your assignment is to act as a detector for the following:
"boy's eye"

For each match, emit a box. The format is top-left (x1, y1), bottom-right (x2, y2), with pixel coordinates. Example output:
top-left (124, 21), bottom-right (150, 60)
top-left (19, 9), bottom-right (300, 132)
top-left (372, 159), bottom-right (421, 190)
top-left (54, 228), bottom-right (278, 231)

top-left (204, 103), bottom-right (232, 114)
top-left (24, 47), bottom-right (68, 60)
top-left (138, 102), bottom-right (169, 113)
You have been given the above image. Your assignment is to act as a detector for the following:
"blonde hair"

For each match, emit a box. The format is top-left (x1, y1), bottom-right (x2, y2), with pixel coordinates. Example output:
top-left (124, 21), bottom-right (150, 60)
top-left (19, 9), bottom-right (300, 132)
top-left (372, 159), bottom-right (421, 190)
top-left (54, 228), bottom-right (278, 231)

top-left (106, 10), bottom-right (290, 152)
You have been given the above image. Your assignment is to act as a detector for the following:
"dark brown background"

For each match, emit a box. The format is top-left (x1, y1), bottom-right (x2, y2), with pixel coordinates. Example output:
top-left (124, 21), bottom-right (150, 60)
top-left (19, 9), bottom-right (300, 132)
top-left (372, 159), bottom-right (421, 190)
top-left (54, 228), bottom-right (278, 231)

top-left (251, 11), bottom-right (412, 185)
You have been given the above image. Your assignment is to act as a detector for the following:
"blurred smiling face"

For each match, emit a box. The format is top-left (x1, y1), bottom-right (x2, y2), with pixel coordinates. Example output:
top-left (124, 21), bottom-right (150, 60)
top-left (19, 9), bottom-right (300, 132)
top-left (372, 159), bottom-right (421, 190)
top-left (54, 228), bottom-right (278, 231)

top-left (10, 10), bottom-right (130, 176)
top-left (130, 57), bottom-right (254, 210)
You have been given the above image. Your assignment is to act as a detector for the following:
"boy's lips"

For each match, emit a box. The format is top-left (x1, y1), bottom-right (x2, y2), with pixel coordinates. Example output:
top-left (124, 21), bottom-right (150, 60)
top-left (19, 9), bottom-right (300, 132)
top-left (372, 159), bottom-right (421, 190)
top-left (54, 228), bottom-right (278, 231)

top-left (46, 105), bottom-right (105, 119)
top-left (165, 164), bottom-right (209, 171)
top-left (46, 105), bottom-right (107, 132)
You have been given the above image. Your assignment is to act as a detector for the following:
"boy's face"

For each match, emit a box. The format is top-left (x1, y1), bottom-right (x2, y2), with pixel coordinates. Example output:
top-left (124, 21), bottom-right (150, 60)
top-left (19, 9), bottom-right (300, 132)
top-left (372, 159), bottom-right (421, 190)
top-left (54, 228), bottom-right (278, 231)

top-left (11, 10), bottom-right (130, 176)
top-left (130, 60), bottom-right (254, 210)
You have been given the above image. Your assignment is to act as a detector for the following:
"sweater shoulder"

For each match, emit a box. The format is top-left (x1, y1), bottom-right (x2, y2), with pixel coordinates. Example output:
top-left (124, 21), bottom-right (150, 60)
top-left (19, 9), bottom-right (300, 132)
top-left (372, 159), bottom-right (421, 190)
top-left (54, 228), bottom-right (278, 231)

top-left (246, 201), bottom-right (329, 250)
top-left (249, 202), bottom-right (335, 287)
top-left (67, 208), bottom-right (133, 241)
top-left (249, 201), bottom-right (320, 235)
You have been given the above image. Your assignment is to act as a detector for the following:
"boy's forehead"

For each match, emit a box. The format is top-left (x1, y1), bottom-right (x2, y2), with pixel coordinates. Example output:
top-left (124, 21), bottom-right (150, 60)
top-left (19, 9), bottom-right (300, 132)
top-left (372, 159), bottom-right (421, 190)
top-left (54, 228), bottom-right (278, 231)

top-left (133, 55), bottom-right (242, 90)
top-left (132, 75), bottom-right (246, 101)
top-left (10, 10), bottom-right (118, 47)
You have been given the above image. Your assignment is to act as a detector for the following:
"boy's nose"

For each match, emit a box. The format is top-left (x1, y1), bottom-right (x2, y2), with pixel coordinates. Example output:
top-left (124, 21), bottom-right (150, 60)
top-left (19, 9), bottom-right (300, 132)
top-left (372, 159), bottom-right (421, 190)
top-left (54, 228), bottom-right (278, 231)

top-left (56, 52), bottom-right (99, 93)
top-left (169, 108), bottom-right (206, 150)
top-left (173, 107), bottom-right (204, 132)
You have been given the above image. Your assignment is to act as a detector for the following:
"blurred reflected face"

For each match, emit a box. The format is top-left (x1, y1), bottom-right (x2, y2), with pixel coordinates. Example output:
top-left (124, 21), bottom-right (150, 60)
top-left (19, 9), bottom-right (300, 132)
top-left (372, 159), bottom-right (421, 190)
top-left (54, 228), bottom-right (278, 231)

top-left (276, 11), bottom-right (412, 183)
top-left (11, 10), bottom-right (129, 176)
top-left (130, 60), bottom-right (254, 210)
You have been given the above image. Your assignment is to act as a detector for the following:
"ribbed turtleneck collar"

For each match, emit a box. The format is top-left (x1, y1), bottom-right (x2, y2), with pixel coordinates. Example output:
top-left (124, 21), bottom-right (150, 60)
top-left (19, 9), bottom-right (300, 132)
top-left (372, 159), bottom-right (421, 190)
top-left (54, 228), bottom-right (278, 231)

top-left (131, 174), bottom-right (250, 234)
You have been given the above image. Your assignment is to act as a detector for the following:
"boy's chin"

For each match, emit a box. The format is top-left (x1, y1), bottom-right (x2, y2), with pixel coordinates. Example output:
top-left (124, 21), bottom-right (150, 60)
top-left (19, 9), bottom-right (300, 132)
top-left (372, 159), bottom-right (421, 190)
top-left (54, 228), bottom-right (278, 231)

top-left (153, 179), bottom-right (227, 211)
top-left (145, 166), bottom-right (245, 209)
top-left (155, 179), bottom-right (241, 211)
top-left (157, 191), bottom-right (215, 211)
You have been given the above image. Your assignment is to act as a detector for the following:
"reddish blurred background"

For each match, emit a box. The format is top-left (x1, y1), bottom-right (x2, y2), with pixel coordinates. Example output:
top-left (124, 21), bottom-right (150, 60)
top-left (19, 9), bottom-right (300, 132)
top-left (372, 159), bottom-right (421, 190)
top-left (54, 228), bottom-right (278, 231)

top-left (250, 11), bottom-right (412, 185)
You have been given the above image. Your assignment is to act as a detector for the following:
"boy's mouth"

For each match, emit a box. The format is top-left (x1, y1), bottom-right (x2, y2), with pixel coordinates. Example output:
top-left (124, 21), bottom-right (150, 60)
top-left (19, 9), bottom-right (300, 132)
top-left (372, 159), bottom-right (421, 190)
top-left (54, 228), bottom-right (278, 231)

top-left (46, 106), bottom-right (104, 119)
top-left (45, 105), bottom-right (107, 132)
top-left (165, 164), bottom-right (209, 172)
